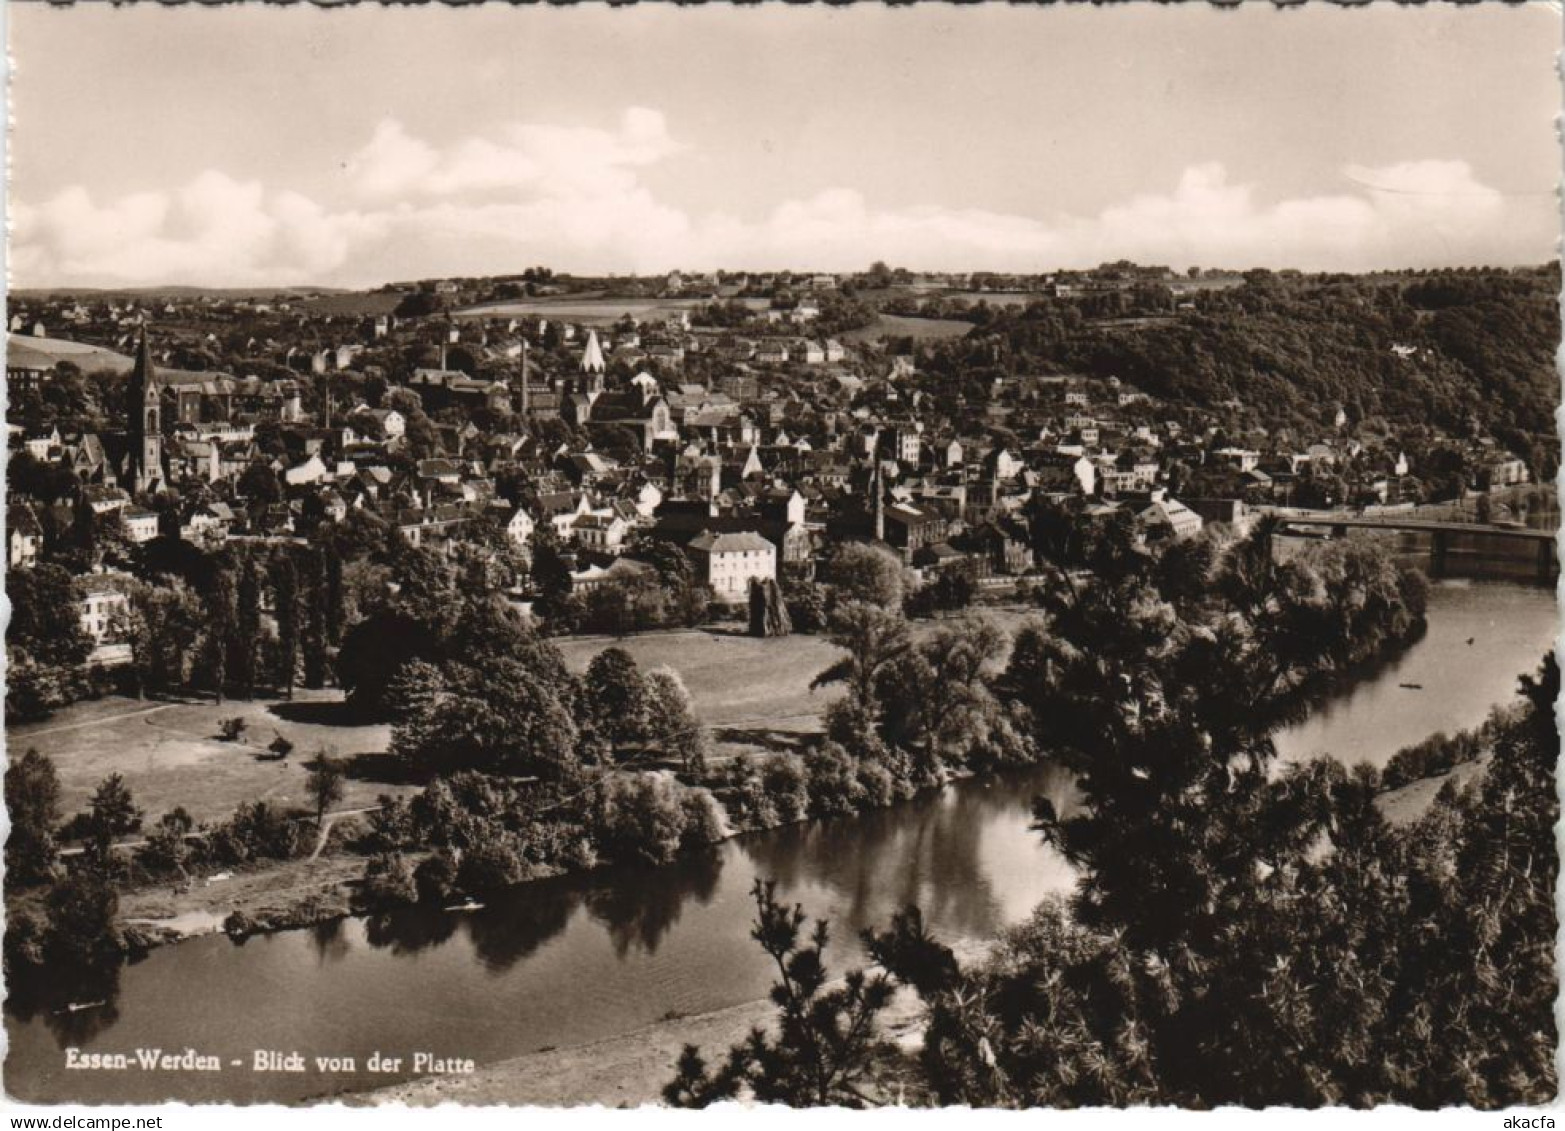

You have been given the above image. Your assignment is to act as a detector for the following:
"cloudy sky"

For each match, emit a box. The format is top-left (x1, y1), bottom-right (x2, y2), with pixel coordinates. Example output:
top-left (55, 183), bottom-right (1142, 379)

top-left (9, 3), bottom-right (1560, 288)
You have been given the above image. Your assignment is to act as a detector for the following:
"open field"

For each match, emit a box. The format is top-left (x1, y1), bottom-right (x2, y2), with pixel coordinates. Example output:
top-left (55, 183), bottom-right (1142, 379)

top-left (840, 313), bottom-right (974, 343)
top-left (7, 333), bottom-right (133, 375)
top-left (8, 633), bottom-right (850, 822)
top-left (297, 291), bottom-right (404, 317)
top-left (942, 291), bottom-right (1041, 307)
top-left (556, 628), bottom-right (846, 760)
top-left (457, 294), bottom-right (769, 324)
top-left (7, 690), bottom-right (397, 826)
top-left (1167, 274), bottom-right (1248, 293)
top-left (12, 609), bottom-right (1041, 823)
top-left (555, 608), bottom-right (1038, 761)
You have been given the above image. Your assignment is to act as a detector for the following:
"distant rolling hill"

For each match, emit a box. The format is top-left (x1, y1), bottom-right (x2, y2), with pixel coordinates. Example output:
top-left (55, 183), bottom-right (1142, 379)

top-left (10, 286), bottom-right (349, 301)
top-left (12, 285), bottom-right (402, 319)
top-left (7, 333), bottom-right (133, 375)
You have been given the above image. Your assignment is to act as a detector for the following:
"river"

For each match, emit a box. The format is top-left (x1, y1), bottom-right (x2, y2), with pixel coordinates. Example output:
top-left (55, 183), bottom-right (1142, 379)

top-left (1274, 579), bottom-right (1557, 768)
top-left (5, 580), bottom-right (1554, 1104)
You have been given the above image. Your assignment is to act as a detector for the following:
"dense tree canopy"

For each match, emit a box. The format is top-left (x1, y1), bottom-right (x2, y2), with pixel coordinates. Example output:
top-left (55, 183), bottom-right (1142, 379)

top-left (913, 267), bottom-right (1560, 479)
top-left (387, 596), bottom-right (590, 779)
top-left (6, 749), bottom-right (62, 886)
top-left (866, 655), bottom-right (1558, 1108)
top-left (6, 564), bottom-right (95, 721)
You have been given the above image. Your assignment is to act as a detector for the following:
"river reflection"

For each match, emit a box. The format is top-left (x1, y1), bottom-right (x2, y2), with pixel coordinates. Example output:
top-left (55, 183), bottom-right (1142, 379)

top-left (307, 919), bottom-right (351, 966)
top-left (344, 761), bottom-right (1069, 977)
top-left (6, 764), bottom-right (1071, 1104)
top-left (362, 903), bottom-right (461, 956)
top-left (465, 885), bottom-right (579, 973)
top-left (6, 962), bottom-right (124, 1051)
top-left (581, 851), bottom-right (723, 958)
top-left (352, 848), bottom-right (725, 970)
top-left (740, 761), bottom-right (1079, 944)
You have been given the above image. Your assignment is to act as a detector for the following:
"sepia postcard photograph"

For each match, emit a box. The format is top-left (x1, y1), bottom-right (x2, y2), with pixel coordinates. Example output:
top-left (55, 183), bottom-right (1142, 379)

top-left (1, 0), bottom-right (1560, 1115)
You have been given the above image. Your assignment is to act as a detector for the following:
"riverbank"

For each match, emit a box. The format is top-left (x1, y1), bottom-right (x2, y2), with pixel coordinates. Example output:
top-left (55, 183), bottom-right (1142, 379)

top-left (98, 741), bottom-right (1472, 965)
top-left (354, 994), bottom-right (798, 1107)
top-left (350, 990), bottom-right (902, 1107)
top-left (118, 851), bottom-right (366, 943)
top-left (1375, 755), bottom-right (1489, 826)
top-left (96, 762), bottom-right (969, 953)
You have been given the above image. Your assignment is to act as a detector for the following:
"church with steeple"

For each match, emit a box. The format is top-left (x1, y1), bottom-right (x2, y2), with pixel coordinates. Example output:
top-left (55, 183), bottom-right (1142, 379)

top-left (125, 327), bottom-right (165, 494)
top-left (578, 328), bottom-right (606, 396)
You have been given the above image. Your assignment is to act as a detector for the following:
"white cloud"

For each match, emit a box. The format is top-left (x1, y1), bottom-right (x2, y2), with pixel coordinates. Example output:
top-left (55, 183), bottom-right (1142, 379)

top-left (10, 110), bottom-right (1550, 288)
top-left (701, 160), bottom-right (1534, 274)
top-left (1067, 159), bottom-right (1518, 271)
top-left (343, 107), bottom-right (682, 203)
top-left (344, 120), bottom-right (441, 200)
top-left (12, 172), bottom-right (385, 287)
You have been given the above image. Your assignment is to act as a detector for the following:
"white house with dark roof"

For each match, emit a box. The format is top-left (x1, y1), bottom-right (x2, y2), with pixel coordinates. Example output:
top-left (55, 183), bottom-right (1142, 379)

top-left (8, 502), bottom-right (42, 568)
top-left (79, 573), bottom-right (133, 667)
top-left (122, 506), bottom-right (161, 543)
top-left (501, 503), bottom-right (536, 549)
top-left (1136, 491), bottom-right (1203, 542)
top-left (686, 530), bottom-right (776, 601)
top-left (572, 512), bottom-right (630, 554)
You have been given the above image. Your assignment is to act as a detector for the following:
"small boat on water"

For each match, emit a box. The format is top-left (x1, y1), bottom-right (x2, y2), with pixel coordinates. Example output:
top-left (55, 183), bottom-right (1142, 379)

top-left (444, 899), bottom-right (485, 913)
top-left (1398, 682), bottom-right (1424, 690)
top-left (59, 1001), bottom-right (106, 1014)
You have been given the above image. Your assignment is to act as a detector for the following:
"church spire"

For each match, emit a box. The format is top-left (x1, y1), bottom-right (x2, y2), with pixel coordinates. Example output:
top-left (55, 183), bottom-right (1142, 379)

top-left (134, 323), bottom-right (153, 379)
top-left (129, 324), bottom-right (163, 494)
top-left (580, 328), bottom-right (606, 394)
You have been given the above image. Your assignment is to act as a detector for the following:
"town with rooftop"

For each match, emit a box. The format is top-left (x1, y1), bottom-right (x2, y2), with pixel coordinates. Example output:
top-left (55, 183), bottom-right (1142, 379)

top-left (6, 264), bottom-right (1551, 644)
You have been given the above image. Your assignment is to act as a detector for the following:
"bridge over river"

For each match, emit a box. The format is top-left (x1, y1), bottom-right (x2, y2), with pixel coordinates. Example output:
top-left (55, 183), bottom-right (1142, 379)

top-left (1265, 509), bottom-right (1558, 582)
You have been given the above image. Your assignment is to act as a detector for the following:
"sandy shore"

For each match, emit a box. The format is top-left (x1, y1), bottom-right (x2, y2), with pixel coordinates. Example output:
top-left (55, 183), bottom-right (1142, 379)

top-left (115, 852), bottom-right (365, 940)
top-left (348, 987), bottom-right (926, 1108)
top-left (1374, 755), bottom-right (1488, 825)
top-left (351, 941), bottom-right (998, 1108)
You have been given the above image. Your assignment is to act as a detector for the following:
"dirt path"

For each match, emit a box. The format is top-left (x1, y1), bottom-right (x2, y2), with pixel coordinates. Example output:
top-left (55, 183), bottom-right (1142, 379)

top-left (115, 854), bottom-right (366, 930)
top-left (60, 804), bottom-right (380, 860)
top-left (307, 810), bottom-right (376, 861)
top-left (711, 711), bottom-right (822, 730)
top-left (17, 703), bottom-right (174, 738)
